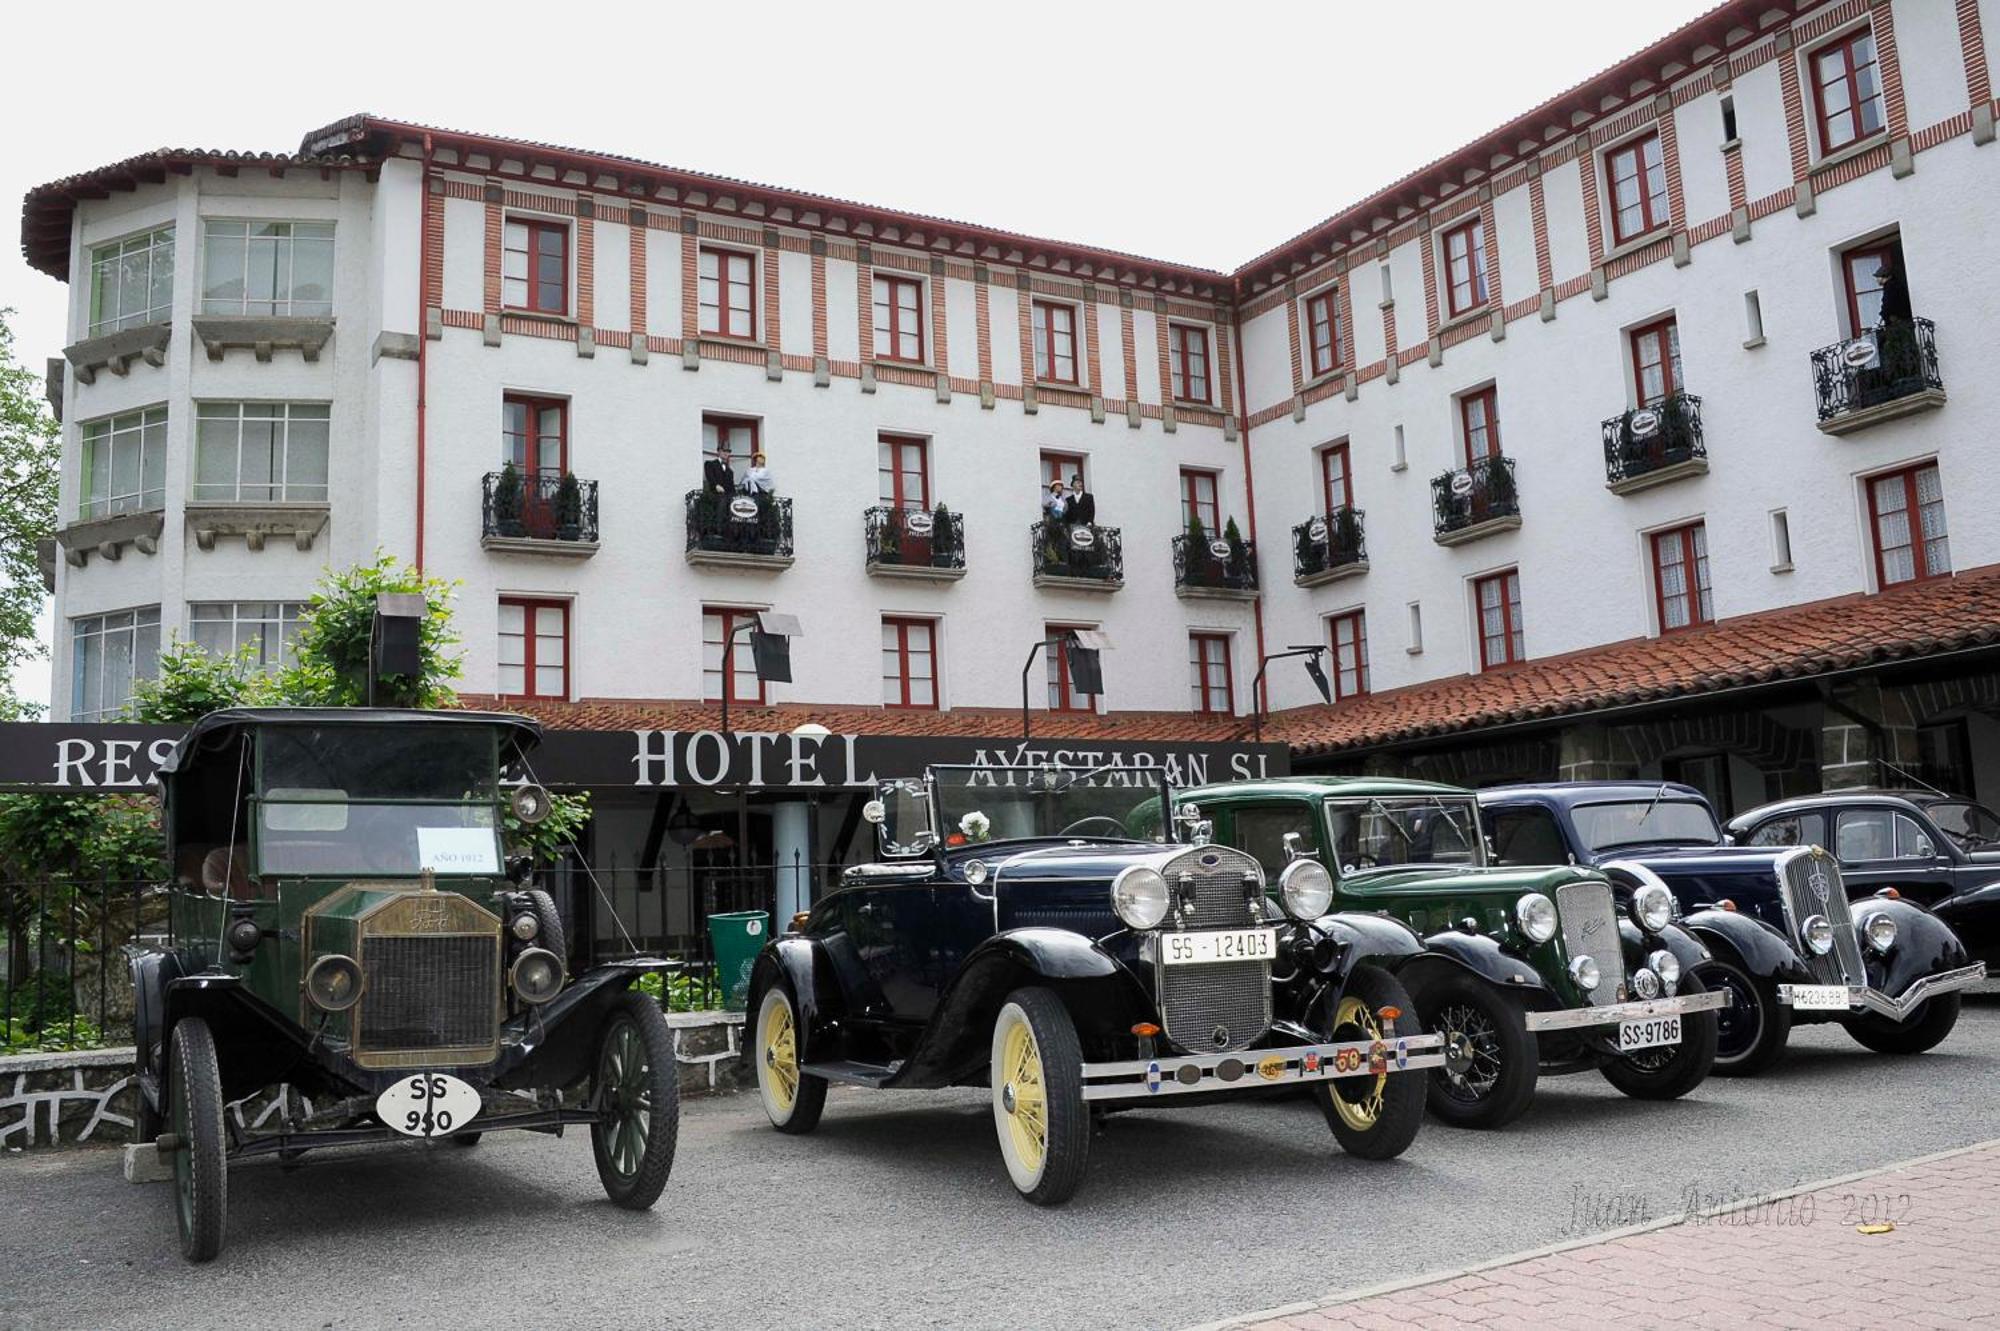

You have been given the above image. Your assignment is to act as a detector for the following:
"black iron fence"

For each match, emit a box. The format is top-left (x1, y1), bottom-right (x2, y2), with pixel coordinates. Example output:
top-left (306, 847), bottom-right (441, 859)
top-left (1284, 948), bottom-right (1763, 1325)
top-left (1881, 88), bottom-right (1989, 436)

top-left (1432, 455), bottom-right (1520, 538)
top-left (685, 489), bottom-right (795, 559)
top-left (2, 880), bottom-right (163, 1053)
top-left (1810, 317), bottom-right (1942, 422)
top-left (864, 505), bottom-right (966, 572)
top-left (1172, 531), bottom-right (1258, 593)
top-left (1293, 508), bottom-right (1367, 580)
top-left (1031, 518), bottom-right (1123, 582)
top-left (482, 470), bottom-right (600, 543)
top-left (1602, 391), bottom-right (1706, 485)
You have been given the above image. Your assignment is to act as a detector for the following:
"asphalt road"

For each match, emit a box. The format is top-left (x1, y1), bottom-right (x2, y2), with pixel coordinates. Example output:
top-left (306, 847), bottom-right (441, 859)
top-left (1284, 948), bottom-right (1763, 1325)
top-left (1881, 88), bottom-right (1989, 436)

top-left (5, 995), bottom-right (2000, 1331)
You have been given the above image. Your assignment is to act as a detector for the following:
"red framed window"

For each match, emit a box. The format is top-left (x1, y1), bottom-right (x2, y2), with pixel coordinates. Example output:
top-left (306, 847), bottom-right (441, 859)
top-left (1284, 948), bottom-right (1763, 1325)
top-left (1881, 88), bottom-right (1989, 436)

top-left (1629, 318), bottom-right (1682, 406)
top-left (1475, 571), bottom-right (1524, 669)
top-left (1170, 323), bottom-right (1212, 404)
top-left (699, 247), bottom-right (756, 339)
top-left (702, 414), bottom-right (758, 487)
top-left (1605, 133), bottom-right (1669, 245)
top-left (1180, 468), bottom-right (1220, 533)
top-left (502, 395), bottom-right (567, 477)
top-left (1031, 300), bottom-right (1078, 383)
top-left (1320, 443), bottom-right (1353, 514)
top-left (503, 219), bottom-right (568, 315)
top-left (1046, 625), bottom-right (1098, 713)
top-left (872, 274), bottom-right (925, 363)
top-left (498, 598), bottom-right (569, 699)
top-left (1442, 218), bottom-right (1489, 317)
top-left (881, 617), bottom-right (938, 709)
top-left (1459, 387), bottom-right (1501, 465)
top-left (1188, 633), bottom-right (1233, 715)
top-left (1304, 286), bottom-right (1342, 377)
top-left (1651, 523), bottom-right (1713, 632)
top-left (1810, 27), bottom-right (1886, 154)
top-left (1868, 463), bottom-right (1950, 587)
top-left (878, 434), bottom-right (930, 510)
top-left (1040, 451), bottom-right (1085, 494)
top-left (1328, 610), bottom-right (1368, 700)
top-left (1841, 239), bottom-right (1903, 335)
top-left (702, 607), bottom-right (765, 705)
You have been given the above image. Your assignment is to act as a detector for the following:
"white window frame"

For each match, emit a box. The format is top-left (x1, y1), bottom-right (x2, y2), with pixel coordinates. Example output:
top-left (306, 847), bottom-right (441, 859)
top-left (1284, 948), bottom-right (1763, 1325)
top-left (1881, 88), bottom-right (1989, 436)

top-left (79, 405), bottom-right (169, 520)
top-left (69, 607), bottom-right (161, 721)
top-left (192, 402), bottom-right (331, 503)
top-left (189, 602), bottom-right (307, 673)
top-left (88, 226), bottom-right (175, 336)
top-left (199, 219), bottom-right (335, 318)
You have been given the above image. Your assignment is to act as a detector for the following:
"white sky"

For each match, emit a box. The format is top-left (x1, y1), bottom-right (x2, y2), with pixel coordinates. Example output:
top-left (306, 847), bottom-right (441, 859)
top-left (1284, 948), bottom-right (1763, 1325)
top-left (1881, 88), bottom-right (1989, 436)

top-left (0, 0), bottom-right (1717, 710)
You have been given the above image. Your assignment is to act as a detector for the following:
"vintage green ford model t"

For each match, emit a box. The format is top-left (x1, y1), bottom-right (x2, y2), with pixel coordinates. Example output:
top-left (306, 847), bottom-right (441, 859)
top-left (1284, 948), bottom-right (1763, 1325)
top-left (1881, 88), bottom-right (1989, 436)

top-left (129, 706), bottom-right (679, 1261)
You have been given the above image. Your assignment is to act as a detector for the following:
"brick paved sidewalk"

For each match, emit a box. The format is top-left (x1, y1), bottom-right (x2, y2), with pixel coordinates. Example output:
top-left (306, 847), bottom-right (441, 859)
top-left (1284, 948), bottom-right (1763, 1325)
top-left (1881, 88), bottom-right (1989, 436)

top-left (1206, 1140), bottom-right (2000, 1330)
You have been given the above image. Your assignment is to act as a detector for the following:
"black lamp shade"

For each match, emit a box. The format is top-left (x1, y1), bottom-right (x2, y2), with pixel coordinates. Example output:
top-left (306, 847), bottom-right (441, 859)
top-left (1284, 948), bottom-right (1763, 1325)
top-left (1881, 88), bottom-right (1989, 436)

top-left (750, 629), bottom-right (793, 683)
top-left (1065, 642), bottom-right (1104, 695)
top-left (1303, 653), bottom-right (1333, 704)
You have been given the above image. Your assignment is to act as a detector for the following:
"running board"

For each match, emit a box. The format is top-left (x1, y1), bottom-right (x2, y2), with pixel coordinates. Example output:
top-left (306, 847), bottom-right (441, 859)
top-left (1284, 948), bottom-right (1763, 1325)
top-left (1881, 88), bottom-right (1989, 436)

top-left (799, 1059), bottom-right (902, 1088)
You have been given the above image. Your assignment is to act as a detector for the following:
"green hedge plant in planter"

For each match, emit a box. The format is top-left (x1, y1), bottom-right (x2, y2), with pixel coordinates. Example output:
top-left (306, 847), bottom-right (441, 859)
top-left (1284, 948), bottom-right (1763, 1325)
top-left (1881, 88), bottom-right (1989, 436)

top-left (555, 472), bottom-right (583, 541)
top-left (492, 463), bottom-right (525, 537)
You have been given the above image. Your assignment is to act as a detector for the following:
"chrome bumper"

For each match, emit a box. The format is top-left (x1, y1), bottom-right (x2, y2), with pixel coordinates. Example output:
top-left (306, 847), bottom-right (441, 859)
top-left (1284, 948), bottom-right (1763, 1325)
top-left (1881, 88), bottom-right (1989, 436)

top-left (1521, 987), bottom-right (1731, 1033)
top-left (1079, 1033), bottom-right (1446, 1102)
top-left (1780, 962), bottom-right (1987, 1021)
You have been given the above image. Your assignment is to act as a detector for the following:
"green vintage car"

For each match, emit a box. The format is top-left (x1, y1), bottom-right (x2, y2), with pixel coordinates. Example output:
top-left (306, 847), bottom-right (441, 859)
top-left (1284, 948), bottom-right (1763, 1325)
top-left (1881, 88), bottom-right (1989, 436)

top-left (1179, 777), bottom-right (1729, 1128)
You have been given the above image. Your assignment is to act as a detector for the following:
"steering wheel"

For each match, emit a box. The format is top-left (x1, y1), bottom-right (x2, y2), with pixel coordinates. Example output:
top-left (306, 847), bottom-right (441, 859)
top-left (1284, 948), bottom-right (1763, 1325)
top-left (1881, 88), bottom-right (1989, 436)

top-left (1058, 816), bottom-right (1129, 838)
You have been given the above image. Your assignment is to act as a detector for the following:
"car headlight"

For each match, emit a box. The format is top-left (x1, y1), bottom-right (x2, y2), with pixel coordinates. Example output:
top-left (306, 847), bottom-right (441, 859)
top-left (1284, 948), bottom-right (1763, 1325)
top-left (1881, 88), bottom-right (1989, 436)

top-left (1111, 866), bottom-right (1170, 930)
top-left (1516, 893), bottom-right (1558, 944)
top-left (1630, 967), bottom-right (1662, 1000)
top-left (510, 912), bottom-right (540, 941)
top-left (1632, 883), bottom-right (1674, 933)
top-left (1648, 949), bottom-right (1681, 991)
top-left (1801, 914), bottom-right (1835, 956)
top-left (510, 947), bottom-right (564, 1005)
top-left (304, 954), bottom-right (364, 1012)
top-left (1278, 859), bottom-right (1333, 921)
top-left (1861, 912), bottom-right (1897, 954)
top-left (1569, 955), bottom-right (1600, 992)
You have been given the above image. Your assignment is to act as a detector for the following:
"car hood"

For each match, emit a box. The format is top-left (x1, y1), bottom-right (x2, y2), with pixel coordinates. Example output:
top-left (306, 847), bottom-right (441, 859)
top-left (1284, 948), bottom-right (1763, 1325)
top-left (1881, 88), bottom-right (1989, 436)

top-left (953, 838), bottom-right (1200, 883)
top-left (1341, 862), bottom-right (1599, 897)
top-left (1587, 845), bottom-right (1784, 872)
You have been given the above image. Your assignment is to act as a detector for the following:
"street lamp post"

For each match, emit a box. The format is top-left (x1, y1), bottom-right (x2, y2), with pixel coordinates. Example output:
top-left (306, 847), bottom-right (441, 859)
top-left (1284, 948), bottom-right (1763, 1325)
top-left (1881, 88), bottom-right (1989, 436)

top-left (1020, 630), bottom-right (1109, 741)
top-left (1251, 644), bottom-right (1332, 743)
top-left (718, 610), bottom-right (802, 733)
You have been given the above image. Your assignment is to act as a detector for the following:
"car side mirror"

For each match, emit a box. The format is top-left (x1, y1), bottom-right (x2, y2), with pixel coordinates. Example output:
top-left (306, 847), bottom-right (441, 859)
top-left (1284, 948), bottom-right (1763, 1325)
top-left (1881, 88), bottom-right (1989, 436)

top-left (1281, 831), bottom-right (1305, 862)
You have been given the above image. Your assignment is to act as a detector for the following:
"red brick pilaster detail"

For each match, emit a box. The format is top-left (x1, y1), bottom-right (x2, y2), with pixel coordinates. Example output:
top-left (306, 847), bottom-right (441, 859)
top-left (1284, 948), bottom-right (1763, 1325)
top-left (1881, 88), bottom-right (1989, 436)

top-left (1378, 268), bottom-right (1399, 360)
top-left (1871, 1), bottom-right (1910, 139)
top-left (1336, 276), bottom-right (1357, 374)
top-left (1214, 313), bottom-right (1236, 415)
top-left (483, 191), bottom-right (503, 313)
top-left (857, 247), bottom-right (875, 367)
top-left (1119, 299), bottom-right (1137, 396)
top-left (763, 230), bottom-right (782, 352)
top-left (1479, 196), bottom-right (1503, 309)
top-left (1083, 290), bottom-right (1103, 395)
top-left (1153, 298), bottom-right (1174, 404)
top-left (810, 240), bottom-right (829, 360)
top-left (973, 265), bottom-right (991, 382)
top-left (928, 260), bottom-right (950, 374)
top-left (574, 207), bottom-right (595, 327)
top-left (1779, 40), bottom-right (1813, 182)
top-left (422, 183), bottom-right (444, 310)
top-left (1959, 0), bottom-right (1992, 107)
top-left (1016, 279), bottom-right (1035, 386)
top-left (1724, 142), bottom-right (1748, 210)
top-left (628, 210), bottom-right (647, 337)
top-left (680, 222), bottom-right (699, 339)
top-left (1579, 151), bottom-right (1606, 266)
top-left (1657, 103), bottom-right (1688, 231)
top-left (1527, 171), bottom-right (1553, 290)
top-left (1419, 229), bottom-right (1441, 336)
top-left (1284, 288), bottom-right (1304, 392)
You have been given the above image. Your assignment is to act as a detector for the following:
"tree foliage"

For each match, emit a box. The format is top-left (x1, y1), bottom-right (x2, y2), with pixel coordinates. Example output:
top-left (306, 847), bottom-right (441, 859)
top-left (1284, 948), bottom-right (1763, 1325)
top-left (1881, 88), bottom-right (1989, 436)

top-left (275, 554), bottom-right (464, 708)
top-left (0, 309), bottom-right (59, 717)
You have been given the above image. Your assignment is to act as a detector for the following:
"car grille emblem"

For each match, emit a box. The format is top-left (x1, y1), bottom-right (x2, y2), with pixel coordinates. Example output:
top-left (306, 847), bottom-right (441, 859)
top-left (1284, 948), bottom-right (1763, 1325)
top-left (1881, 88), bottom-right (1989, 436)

top-left (1199, 853), bottom-right (1221, 868)
top-left (1211, 1025), bottom-right (1231, 1049)
top-left (1579, 917), bottom-right (1604, 942)
top-left (1806, 864), bottom-right (1832, 906)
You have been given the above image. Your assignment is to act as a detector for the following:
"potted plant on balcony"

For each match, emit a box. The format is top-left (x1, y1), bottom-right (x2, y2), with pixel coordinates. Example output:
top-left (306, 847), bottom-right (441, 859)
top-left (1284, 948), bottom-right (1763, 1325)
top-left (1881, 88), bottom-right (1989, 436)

top-left (1331, 505), bottom-right (1363, 565)
top-left (875, 508), bottom-right (905, 566)
top-left (1223, 517), bottom-right (1249, 584)
top-left (1295, 519), bottom-right (1327, 577)
top-left (1484, 455), bottom-right (1517, 516)
top-left (555, 472), bottom-right (584, 542)
top-left (492, 463), bottom-right (525, 538)
top-left (929, 503), bottom-right (956, 566)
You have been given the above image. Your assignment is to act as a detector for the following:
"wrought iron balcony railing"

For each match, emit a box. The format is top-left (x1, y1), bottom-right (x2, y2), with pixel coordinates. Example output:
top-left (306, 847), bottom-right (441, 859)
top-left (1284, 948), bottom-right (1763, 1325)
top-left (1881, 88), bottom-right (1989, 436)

top-left (1293, 507), bottom-right (1367, 583)
top-left (864, 505), bottom-right (966, 575)
top-left (1031, 518), bottom-right (1123, 586)
top-left (1602, 391), bottom-right (1706, 488)
top-left (1172, 531), bottom-right (1258, 595)
top-left (685, 488), bottom-right (794, 561)
top-left (482, 470), bottom-right (599, 543)
top-left (1431, 455), bottom-right (1520, 541)
top-left (1810, 317), bottom-right (1943, 426)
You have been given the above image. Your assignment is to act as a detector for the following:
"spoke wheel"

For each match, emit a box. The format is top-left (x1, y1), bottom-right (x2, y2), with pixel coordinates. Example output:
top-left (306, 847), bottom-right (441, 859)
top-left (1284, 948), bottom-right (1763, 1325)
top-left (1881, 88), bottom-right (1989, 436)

top-left (1600, 971), bottom-right (1718, 1101)
top-left (1328, 996), bottom-right (1387, 1131)
top-left (990, 988), bottom-right (1088, 1206)
top-left (754, 985), bottom-right (826, 1133)
top-left (589, 991), bottom-right (681, 1210)
top-left (166, 1017), bottom-right (226, 1262)
top-left (1314, 964), bottom-right (1427, 1160)
top-left (1421, 975), bottom-right (1538, 1130)
top-left (1434, 1003), bottom-right (1502, 1101)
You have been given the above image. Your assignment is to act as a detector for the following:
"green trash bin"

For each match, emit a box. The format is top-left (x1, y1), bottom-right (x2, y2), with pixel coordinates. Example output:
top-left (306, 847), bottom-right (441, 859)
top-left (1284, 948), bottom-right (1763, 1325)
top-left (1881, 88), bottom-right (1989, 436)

top-left (707, 910), bottom-right (771, 1012)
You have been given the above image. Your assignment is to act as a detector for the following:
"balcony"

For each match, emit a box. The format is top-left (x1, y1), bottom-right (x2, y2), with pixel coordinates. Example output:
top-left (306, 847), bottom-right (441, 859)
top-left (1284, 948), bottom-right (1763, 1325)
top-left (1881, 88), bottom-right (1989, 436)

top-left (1811, 317), bottom-right (1944, 435)
top-left (864, 505), bottom-right (966, 580)
top-left (1293, 508), bottom-right (1368, 586)
top-left (1432, 456), bottom-right (1520, 546)
top-left (685, 489), bottom-right (794, 568)
top-left (1172, 531), bottom-right (1259, 600)
top-left (481, 470), bottom-right (600, 557)
top-left (1602, 392), bottom-right (1707, 494)
top-left (1031, 519), bottom-right (1123, 591)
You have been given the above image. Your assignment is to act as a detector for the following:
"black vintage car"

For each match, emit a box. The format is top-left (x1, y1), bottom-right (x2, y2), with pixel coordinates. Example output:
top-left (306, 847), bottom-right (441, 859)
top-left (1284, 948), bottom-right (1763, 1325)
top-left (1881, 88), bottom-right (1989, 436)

top-left (132, 707), bottom-right (680, 1260)
top-left (1478, 782), bottom-right (1985, 1075)
top-left (744, 765), bottom-right (1445, 1205)
top-left (1727, 789), bottom-right (2000, 968)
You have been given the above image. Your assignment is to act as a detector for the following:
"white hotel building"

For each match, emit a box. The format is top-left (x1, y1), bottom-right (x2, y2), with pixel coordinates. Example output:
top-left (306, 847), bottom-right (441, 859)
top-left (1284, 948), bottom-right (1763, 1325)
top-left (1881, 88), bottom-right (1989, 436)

top-left (22, 0), bottom-right (2000, 835)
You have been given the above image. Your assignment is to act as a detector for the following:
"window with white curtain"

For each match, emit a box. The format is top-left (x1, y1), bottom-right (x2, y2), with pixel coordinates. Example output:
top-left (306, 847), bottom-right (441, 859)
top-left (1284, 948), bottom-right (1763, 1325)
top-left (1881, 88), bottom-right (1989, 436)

top-left (200, 221), bottom-right (335, 317)
top-left (190, 602), bottom-right (306, 672)
top-left (193, 402), bottom-right (331, 503)
top-left (70, 608), bottom-right (160, 721)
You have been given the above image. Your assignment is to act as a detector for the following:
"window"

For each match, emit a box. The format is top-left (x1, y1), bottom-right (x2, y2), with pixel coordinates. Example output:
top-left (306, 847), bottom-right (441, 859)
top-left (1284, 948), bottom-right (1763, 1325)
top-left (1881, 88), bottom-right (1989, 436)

top-left (1651, 522), bottom-right (1713, 632)
top-left (881, 617), bottom-right (938, 709)
top-left (193, 402), bottom-right (331, 503)
top-left (1746, 813), bottom-right (1825, 849)
top-left (1046, 625), bottom-right (1097, 713)
top-left (1320, 443), bottom-right (1353, 514)
top-left (1914, 720), bottom-right (1974, 797)
top-left (1170, 324), bottom-right (1212, 404)
top-left (1664, 754), bottom-right (1732, 819)
top-left (1329, 610), bottom-right (1368, 700)
top-left (702, 414), bottom-right (759, 487)
top-left (878, 434), bottom-right (929, 510)
top-left (1459, 387), bottom-right (1500, 465)
top-left (502, 395), bottom-right (567, 477)
top-left (1304, 286), bottom-right (1342, 377)
top-left (201, 221), bottom-right (334, 317)
top-left (1031, 300), bottom-right (1078, 383)
top-left (1810, 27), bottom-right (1886, 154)
top-left (503, 218), bottom-right (568, 315)
top-left (1605, 133), bottom-right (1669, 245)
top-left (1629, 317), bottom-right (1682, 405)
top-left (1188, 633), bottom-right (1233, 715)
top-left (1835, 808), bottom-right (1936, 863)
top-left (1230, 805), bottom-right (1320, 876)
top-left (872, 274), bottom-right (925, 363)
top-left (1487, 806), bottom-right (1569, 866)
top-left (498, 598), bottom-right (569, 700)
top-left (70, 608), bottom-right (160, 721)
top-left (1441, 218), bottom-right (1488, 317)
top-left (1841, 238), bottom-right (1904, 335)
top-left (1721, 95), bottom-right (1738, 142)
top-left (1868, 463), bottom-right (1950, 587)
top-left (189, 602), bottom-right (305, 673)
top-left (1040, 451), bottom-right (1085, 494)
top-left (1770, 508), bottom-right (1794, 570)
top-left (702, 607), bottom-right (764, 705)
top-left (698, 247), bottom-right (756, 338)
top-left (79, 406), bottom-right (168, 519)
top-left (1475, 571), bottom-right (1524, 669)
top-left (1180, 468), bottom-right (1219, 533)
top-left (88, 227), bottom-right (174, 335)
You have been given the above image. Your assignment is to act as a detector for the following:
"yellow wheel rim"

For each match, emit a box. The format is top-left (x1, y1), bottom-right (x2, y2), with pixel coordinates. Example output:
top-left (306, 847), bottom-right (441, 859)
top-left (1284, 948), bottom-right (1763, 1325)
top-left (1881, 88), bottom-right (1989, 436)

top-left (762, 998), bottom-right (799, 1114)
top-left (1329, 997), bottom-right (1386, 1131)
top-left (999, 1016), bottom-right (1047, 1176)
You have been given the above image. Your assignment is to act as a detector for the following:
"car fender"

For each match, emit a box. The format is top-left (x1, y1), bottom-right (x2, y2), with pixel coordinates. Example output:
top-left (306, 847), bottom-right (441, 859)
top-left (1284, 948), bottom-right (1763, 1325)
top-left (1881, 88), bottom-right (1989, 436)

top-left (491, 959), bottom-right (668, 1093)
top-left (1682, 908), bottom-right (1807, 984)
top-left (1614, 919), bottom-right (1709, 973)
top-left (1396, 930), bottom-right (1550, 1006)
top-left (745, 936), bottom-right (841, 1063)
top-left (1852, 897), bottom-right (1972, 997)
top-left (128, 947), bottom-right (187, 1081)
top-left (1310, 911), bottom-right (1428, 970)
top-left (161, 972), bottom-right (323, 1103)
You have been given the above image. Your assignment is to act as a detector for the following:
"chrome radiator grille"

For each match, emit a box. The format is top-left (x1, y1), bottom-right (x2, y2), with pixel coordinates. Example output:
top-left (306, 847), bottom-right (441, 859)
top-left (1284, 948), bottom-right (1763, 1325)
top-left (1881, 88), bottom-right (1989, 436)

top-left (1777, 850), bottom-right (1862, 985)
top-left (359, 934), bottom-right (499, 1056)
top-left (1156, 847), bottom-right (1271, 1054)
top-left (1555, 880), bottom-right (1624, 1006)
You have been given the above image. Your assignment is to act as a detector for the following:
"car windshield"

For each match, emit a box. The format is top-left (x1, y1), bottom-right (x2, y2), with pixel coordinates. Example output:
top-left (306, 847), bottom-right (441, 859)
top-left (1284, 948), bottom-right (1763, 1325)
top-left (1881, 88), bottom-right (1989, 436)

top-left (254, 725), bottom-right (504, 876)
top-left (1924, 800), bottom-right (2000, 848)
top-left (1572, 799), bottom-right (1721, 852)
top-left (1324, 796), bottom-right (1483, 875)
top-left (927, 764), bottom-right (1170, 847)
